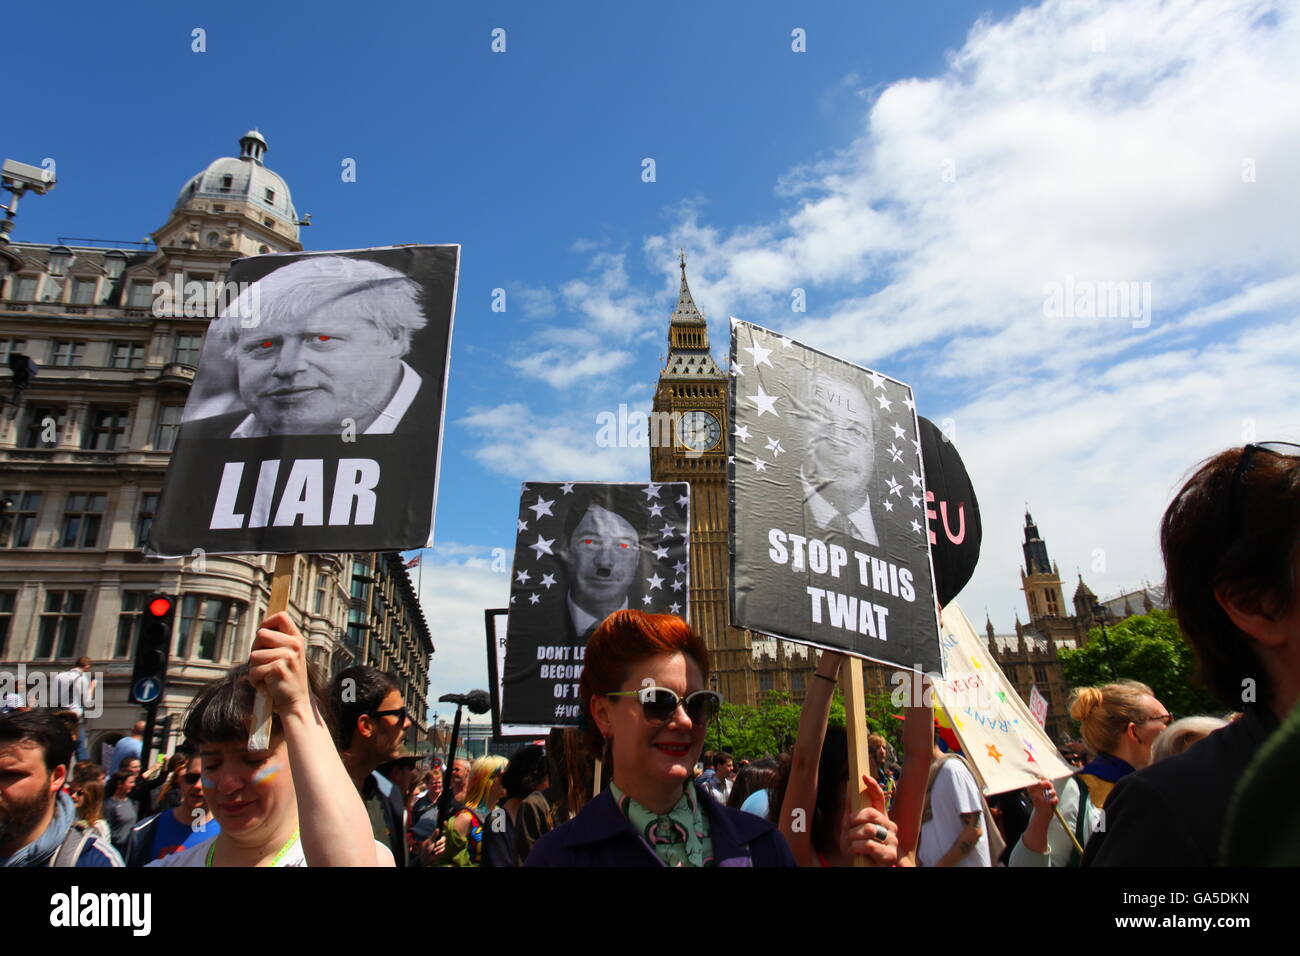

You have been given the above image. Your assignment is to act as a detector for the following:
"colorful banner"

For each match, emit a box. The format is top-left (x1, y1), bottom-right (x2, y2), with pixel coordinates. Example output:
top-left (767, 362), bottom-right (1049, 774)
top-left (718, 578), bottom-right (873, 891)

top-left (147, 244), bottom-right (458, 556)
top-left (729, 319), bottom-right (941, 674)
top-left (932, 603), bottom-right (1074, 795)
top-left (499, 481), bottom-right (691, 727)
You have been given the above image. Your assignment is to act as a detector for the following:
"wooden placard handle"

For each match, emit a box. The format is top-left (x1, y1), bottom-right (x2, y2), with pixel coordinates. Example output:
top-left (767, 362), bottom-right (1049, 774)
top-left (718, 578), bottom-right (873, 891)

top-left (250, 554), bottom-right (295, 750)
top-left (838, 656), bottom-right (872, 868)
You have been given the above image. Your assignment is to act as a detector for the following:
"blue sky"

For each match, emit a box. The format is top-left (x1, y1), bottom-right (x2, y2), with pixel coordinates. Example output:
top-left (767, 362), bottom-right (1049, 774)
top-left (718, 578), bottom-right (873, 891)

top-left (10, 0), bottom-right (1299, 725)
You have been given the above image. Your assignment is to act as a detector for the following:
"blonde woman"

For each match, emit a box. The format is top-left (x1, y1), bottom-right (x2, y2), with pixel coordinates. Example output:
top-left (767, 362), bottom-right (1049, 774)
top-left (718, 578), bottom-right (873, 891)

top-left (1011, 680), bottom-right (1170, 867)
top-left (436, 755), bottom-right (508, 867)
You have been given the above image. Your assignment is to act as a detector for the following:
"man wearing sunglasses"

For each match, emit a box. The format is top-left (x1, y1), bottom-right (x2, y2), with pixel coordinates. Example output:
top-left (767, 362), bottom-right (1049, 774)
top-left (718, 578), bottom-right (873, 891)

top-left (124, 750), bottom-right (218, 865)
top-left (331, 666), bottom-right (412, 866)
top-left (1085, 443), bottom-right (1300, 867)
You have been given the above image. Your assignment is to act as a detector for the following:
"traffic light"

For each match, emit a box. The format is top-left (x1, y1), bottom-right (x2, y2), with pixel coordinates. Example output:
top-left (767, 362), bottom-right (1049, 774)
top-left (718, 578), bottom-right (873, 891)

top-left (129, 593), bottom-right (174, 705)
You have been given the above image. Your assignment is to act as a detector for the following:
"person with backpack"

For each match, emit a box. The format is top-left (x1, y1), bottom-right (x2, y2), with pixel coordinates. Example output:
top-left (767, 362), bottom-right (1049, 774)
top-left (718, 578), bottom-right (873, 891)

top-left (917, 732), bottom-right (1005, 867)
top-left (436, 755), bottom-right (507, 866)
top-left (0, 710), bottom-right (122, 867)
top-left (1011, 680), bottom-right (1168, 866)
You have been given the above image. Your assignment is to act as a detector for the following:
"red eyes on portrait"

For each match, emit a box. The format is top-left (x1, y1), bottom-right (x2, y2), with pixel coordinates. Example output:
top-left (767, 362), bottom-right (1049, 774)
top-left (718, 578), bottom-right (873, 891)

top-left (259, 340), bottom-right (273, 349)
top-left (581, 538), bottom-right (630, 549)
top-left (317, 335), bottom-right (332, 342)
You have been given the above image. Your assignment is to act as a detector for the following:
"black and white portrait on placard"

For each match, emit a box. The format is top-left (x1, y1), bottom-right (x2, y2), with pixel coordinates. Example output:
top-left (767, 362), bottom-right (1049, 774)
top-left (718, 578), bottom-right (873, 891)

top-left (729, 319), bottom-right (942, 675)
top-left (500, 481), bottom-right (691, 728)
top-left (146, 244), bottom-right (458, 557)
top-left (181, 253), bottom-right (442, 440)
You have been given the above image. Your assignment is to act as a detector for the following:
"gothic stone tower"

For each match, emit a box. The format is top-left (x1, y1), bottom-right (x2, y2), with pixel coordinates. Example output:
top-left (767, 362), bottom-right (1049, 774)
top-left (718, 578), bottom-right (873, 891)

top-left (649, 256), bottom-right (755, 707)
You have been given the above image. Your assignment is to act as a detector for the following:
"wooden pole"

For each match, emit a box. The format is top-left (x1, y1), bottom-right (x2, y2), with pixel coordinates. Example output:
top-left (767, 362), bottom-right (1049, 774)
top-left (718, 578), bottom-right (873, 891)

top-left (838, 656), bottom-right (872, 868)
top-left (249, 554), bottom-right (295, 750)
top-left (593, 757), bottom-right (603, 797)
top-left (1053, 804), bottom-right (1086, 856)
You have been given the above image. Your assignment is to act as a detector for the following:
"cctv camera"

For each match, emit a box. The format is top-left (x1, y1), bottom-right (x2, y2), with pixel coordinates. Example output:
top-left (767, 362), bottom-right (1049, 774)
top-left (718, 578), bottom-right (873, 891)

top-left (1, 159), bottom-right (56, 195)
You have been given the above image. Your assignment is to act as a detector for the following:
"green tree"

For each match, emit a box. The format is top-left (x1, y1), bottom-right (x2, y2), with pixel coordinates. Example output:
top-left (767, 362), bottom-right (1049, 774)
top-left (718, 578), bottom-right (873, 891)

top-left (1059, 609), bottom-right (1221, 718)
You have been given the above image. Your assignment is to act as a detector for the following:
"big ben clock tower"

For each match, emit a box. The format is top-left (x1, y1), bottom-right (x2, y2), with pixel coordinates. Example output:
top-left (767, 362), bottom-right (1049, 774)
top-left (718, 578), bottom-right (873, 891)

top-left (650, 254), bottom-right (756, 707)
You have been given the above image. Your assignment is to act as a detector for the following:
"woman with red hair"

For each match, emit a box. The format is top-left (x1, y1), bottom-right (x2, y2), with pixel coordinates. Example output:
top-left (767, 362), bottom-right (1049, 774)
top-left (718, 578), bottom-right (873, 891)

top-left (525, 610), bottom-right (794, 866)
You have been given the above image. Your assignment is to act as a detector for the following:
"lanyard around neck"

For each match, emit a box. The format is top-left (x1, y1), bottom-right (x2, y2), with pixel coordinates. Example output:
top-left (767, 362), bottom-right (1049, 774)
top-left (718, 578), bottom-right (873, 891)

top-left (205, 828), bottom-right (300, 868)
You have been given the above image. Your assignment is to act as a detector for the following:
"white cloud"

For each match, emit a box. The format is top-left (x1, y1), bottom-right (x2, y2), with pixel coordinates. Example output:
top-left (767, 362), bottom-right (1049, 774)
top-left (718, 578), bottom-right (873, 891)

top-left (457, 401), bottom-right (647, 482)
top-left (416, 558), bottom-right (511, 724)
top-left (510, 346), bottom-right (634, 389)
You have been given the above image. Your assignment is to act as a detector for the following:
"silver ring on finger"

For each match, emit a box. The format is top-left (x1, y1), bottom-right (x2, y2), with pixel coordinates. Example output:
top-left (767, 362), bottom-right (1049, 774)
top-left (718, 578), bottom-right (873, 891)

top-left (872, 824), bottom-right (889, 843)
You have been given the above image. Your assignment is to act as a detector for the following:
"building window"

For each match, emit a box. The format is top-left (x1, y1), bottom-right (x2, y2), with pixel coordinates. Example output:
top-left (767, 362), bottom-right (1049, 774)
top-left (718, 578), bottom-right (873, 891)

top-left (104, 252), bottom-right (127, 280)
top-left (12, 275), bottom-right (39, 300)
top-left (206, 232), bottom-right (220, 247)
top-left (350, 559), bottom-right (371, 602)
top-left (41, 276), bottom-right (64, 302)
top-left (35, 590), bottom-right (84, 659)
top-left (1033, 664), bottom-right (1048, 683)
top-left (172, 333), bottom-right (203, 366)
top-left (0, 340), bottom-right (26, 364)
top-left (220, 174), bottom-right (233, 192)
top-left (114, 592), bottom-right (149, 658)
top-left (314, 573), bottom-right (327, 614)
top-left (212, 204), bottom-right (225, 212)
top-left (265, 188), bottom-right (275, 204)
top-left (135, 493), bottom-right (159, 548)
top-left (83, 408), bottom-right (129, 451)
top-left (60, 493), bottom-right (106, 548)
top-left (47, 248), bottom-right (72, 275)
top-left (758, 672), bottom-right (775, 694)
top-left (109, 341), bottom-right (145, 369)
top-left (155, 404), bottom-right (184, 452)
top-left (1, 491), bottom-right (42, 548)
top-left (21, 407), bottom-right (65, 448)
top-left (791, 671), bottom-right (806, 693)
top-left (176, 594), bottom-right (243, 661)
top-left (346, 608), bottom-right (367, 653)
top-left (128, 281), bottom-right (154, 309)
top-left (50, 341), bottom-right (85, 366)
top-left (71, 278), bottom-right (97, 305)
top-left (0, 592), bottom-right (14, 656)
top-left (294, 559), bottom-right (306, 605)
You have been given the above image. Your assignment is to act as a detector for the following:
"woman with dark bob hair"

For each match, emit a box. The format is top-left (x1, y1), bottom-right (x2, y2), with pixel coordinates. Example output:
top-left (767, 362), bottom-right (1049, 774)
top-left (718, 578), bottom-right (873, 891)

top-left (526, 610), bottom-right (795, 866)
top-left (148, 612), bottom-right (392, 867)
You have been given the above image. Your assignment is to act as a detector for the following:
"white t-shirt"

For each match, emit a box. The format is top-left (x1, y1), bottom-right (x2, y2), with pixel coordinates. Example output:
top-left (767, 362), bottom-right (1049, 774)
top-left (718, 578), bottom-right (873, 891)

top-left (147, 834), bottom-right (394, 867)
top-left (54, 668), bottom-right (92, 716)
top-left (918, 758), bottom-right (991, 868)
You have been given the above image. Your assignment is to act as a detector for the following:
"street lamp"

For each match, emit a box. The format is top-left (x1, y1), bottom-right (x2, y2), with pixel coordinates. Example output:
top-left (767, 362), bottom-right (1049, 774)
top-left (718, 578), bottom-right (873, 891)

top-left (1092, 601), bottom-right (1118, 680)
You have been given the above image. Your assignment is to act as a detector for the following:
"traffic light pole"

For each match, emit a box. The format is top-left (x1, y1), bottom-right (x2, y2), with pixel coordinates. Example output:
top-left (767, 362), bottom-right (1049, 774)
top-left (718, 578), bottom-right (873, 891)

top-left (140, 699), bottom-right (160, 769)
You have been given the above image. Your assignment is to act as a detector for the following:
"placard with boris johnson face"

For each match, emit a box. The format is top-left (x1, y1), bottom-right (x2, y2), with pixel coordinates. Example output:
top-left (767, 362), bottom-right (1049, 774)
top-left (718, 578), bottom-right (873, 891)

top-left (147, 244), bottom-right (458, 556)
top-left (729, 319), bottom-right (942, 676)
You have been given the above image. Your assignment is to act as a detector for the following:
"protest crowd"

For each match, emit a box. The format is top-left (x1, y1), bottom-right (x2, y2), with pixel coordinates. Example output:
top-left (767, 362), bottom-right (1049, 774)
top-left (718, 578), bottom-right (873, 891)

top-left (2, 442), bottom-right (1298, 868)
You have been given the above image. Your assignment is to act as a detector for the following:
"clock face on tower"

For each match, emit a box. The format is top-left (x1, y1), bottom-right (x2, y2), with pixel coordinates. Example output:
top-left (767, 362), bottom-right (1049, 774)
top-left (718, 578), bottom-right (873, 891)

top-left (679, 410), bottom-right (721, 452)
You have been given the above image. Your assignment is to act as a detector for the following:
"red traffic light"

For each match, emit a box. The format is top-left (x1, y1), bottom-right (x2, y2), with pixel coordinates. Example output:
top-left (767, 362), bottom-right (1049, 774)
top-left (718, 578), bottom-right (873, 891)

top-left (148, 596), bottom-right (173, 617)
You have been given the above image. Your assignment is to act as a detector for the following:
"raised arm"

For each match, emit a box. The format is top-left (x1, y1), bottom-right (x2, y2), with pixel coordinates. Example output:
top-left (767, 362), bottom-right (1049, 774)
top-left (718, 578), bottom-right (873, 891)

top-left (779, 649), bottom-right (844, 866)
top-left (891, 672), bottom-right (934, 866)
top-left (248, 611), bottom-right (389, 867)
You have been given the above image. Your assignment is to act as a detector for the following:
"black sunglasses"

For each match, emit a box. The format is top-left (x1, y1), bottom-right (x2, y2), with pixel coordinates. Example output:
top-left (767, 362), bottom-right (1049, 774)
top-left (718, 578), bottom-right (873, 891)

top-left (369, 706), bottom-right (409, 723)
top-left (1229, 442), bottom-right (1300, 521)
top-left (182, 772), bottom-right (201, 785)
top-left (606, 687), bottom-right (722, 725)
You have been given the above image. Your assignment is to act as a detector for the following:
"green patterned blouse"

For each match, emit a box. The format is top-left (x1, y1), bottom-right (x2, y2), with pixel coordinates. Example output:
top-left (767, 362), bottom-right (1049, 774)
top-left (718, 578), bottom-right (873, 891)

top-left (610, 780), bottom-right (715, 867)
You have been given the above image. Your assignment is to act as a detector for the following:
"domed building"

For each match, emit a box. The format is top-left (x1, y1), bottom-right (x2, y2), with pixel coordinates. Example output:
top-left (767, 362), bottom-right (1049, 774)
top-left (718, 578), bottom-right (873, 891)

top-left (0, 132), bottom-right (432, 761)
top-left (159, 129), bottom-right (303, 259)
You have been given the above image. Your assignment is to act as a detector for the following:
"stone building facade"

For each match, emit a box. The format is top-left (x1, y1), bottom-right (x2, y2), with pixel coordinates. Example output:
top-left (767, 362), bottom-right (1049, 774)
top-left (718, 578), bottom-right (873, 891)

top-left (0, 131), bottom-right (432, 756)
